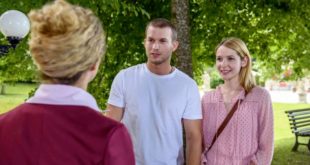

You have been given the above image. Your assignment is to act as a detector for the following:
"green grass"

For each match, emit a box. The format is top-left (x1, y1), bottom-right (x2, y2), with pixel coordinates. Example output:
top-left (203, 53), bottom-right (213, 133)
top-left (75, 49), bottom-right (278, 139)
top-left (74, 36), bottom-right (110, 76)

top-left (0, 84), bottom-right (309, 164)
top-left (273, 138), bottom-right (310, 165)
top-left (0, 83), bottom-right (37, 114)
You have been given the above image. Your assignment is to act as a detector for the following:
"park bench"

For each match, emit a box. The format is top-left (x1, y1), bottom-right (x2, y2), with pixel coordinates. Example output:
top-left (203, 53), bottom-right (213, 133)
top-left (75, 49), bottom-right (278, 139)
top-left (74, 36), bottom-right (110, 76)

top-left (285, 108), bottom-right (310, 152)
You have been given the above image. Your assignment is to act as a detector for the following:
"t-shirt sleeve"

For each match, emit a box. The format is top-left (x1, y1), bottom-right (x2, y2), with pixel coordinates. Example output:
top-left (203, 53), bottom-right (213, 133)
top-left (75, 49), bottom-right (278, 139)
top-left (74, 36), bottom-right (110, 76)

top-left (103, 124), bottom-right (135, 165)
top-left (108, 71), bottom-right (125, 108)
top-left (182, 81), bottom-right (202, 120)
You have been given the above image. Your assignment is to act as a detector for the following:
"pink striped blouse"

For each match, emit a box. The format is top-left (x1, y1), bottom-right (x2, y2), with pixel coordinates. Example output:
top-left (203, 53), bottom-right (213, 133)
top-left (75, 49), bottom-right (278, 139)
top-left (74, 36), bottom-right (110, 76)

top-left (201, 86), bottom-right (274, 165)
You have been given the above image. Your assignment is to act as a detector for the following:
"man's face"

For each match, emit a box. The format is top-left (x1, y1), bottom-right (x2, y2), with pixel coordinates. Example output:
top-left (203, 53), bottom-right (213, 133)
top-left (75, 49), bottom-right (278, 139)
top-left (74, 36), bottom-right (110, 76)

top-left (144, 26), bottom-right (178, 66)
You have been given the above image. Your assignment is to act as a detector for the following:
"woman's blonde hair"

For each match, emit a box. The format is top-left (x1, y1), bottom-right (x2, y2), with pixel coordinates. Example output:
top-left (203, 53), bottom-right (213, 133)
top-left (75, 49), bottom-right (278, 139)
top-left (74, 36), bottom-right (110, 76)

top-left (28, 0), bottom-right (106, 84)
top-left (215, 37), bottom-right (256, 93)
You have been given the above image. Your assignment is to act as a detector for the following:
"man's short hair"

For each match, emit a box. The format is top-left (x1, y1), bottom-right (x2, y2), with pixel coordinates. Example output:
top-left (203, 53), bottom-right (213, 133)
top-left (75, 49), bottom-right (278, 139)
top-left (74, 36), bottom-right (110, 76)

top-left (145, 18), bottom-right (177, 41)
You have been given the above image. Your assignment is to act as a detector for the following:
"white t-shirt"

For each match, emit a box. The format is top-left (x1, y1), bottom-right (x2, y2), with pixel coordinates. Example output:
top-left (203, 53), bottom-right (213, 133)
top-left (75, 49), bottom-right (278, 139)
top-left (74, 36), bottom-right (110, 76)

top-left (108, 64), bottom-right (202, 165)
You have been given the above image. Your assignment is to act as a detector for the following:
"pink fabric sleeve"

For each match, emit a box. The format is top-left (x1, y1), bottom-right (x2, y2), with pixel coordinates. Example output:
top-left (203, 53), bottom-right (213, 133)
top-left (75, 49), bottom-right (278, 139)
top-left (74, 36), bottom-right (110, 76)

top-left (252, 91), bottom-right (274, 165)
top-left (104, 124), bottom-right (135, 165)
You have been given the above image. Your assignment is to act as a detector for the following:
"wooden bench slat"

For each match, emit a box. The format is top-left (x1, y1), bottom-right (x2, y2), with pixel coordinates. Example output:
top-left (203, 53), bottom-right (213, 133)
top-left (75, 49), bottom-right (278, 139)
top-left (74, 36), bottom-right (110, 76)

top-left (298, 132), bottom-right (310, 136)
top-left (287, 111), bottom-right (310, 117)
top-left (289, 115), bottom-right (310, 121)
top-left (292, 127), bottom-right (310, 133)
top-left (285, 108), bottom-right (310, 113)
top-left (289, 119), bottom-right (310, 125)
top-left (290, 123), bottom-right (310, 130)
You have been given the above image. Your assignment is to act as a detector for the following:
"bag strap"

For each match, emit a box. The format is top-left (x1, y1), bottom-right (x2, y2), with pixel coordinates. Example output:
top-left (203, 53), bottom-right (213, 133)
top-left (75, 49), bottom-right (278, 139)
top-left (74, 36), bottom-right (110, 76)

top-left (206, 95), bottom-right (246, 152)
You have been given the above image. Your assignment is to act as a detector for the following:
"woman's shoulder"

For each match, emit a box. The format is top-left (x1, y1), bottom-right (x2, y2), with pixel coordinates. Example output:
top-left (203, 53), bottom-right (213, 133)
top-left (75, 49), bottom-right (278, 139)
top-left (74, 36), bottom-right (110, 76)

top-left (251, 86), bottom-right (270, 95)
top-left (247, 86), bottom-right (271, 101)
top-left (202, 89), bottom-right (219, 102)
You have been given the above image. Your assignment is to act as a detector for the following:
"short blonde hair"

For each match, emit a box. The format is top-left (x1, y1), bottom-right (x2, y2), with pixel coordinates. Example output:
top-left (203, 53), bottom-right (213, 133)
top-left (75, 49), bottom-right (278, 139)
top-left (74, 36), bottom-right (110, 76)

top-left (28, 0), bottom-right (106, 84)
top-left (216, 37), bottom-right (256, 93)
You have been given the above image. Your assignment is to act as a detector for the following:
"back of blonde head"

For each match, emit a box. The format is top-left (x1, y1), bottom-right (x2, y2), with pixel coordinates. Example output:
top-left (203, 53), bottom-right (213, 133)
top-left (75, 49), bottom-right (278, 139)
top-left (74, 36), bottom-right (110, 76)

top-left (216, 37), bottom-right (256, 93)
top-left (28, 0), bottom-right (106, 84)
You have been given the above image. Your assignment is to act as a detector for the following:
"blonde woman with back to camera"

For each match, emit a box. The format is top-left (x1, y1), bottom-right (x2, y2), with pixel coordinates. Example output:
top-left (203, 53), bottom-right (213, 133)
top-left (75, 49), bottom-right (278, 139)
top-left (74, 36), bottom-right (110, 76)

top-left (201, 37), bottom-right (274, 165)
top-left (0, 0), bottom-right (135, 164)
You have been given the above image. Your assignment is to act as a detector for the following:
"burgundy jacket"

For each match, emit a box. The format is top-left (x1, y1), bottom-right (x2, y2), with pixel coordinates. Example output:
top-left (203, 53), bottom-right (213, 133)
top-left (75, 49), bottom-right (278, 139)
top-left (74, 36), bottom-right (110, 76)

top-left (0, 103), bottom-right (135, 165)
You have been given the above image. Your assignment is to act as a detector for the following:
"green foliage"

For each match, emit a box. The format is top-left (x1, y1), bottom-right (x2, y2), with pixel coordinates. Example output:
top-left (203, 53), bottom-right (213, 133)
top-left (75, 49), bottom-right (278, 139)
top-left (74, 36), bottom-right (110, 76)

top-left (2, 0), bottom-right (310, 109)
top-left (209, 69), bottom-right (224, 89)
top-left (0, 0), bottom-right (159, 108)
top-left (190, 0), bottom-right (310, 83)
top-left (0, 0), bottom-right (45, 84)
top-left (0, 40), bottom-right (36, 83)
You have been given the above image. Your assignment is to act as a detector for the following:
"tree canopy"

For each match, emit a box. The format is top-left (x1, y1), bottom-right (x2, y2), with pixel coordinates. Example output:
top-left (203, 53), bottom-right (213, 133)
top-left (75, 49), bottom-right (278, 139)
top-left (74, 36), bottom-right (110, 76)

top-left (1, 0), bottom-right (310, 108)
top-left (191, 0), bottom-right (310, 82)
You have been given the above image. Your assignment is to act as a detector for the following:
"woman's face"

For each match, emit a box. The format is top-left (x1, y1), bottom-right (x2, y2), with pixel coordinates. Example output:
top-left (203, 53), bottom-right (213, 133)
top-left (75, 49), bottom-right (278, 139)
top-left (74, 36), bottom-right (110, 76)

top-left (215, 45), bottom-right (247, 82)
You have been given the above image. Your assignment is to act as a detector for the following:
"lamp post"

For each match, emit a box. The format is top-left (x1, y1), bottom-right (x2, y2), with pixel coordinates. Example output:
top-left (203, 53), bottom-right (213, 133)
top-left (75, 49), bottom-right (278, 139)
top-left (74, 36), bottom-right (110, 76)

top-left (0, 10), bottom-right (30, 56)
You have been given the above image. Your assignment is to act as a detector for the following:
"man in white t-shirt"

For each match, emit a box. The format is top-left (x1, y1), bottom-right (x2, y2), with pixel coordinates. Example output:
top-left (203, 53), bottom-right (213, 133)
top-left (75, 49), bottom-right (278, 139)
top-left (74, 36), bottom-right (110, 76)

top-left (107, 18), bottom-right (202, 165)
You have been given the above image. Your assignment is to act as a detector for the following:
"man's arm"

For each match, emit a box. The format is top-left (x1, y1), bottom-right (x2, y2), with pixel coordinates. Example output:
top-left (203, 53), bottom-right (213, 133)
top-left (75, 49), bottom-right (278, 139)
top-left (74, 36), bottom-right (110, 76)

top-left (183, 119), bottom-right (202, 165)
top-left (106, 104), bottom-right (124, 122)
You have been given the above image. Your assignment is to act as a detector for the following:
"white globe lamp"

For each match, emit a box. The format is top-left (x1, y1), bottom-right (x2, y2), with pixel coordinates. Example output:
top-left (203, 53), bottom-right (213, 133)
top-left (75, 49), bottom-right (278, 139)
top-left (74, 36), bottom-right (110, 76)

top-left (0, 10), bottom-right (30, 55)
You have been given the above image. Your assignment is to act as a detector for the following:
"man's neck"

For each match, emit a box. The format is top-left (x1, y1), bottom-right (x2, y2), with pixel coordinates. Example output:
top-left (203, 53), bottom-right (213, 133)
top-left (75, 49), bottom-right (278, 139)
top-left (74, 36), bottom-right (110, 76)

top-left (146, 62), bottom-right (174, 75)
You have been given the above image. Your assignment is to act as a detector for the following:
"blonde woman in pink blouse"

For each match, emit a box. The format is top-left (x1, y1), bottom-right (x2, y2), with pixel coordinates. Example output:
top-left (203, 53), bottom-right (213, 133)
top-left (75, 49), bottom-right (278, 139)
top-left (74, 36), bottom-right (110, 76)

top-left (201, 37), bottom-right (274, 165)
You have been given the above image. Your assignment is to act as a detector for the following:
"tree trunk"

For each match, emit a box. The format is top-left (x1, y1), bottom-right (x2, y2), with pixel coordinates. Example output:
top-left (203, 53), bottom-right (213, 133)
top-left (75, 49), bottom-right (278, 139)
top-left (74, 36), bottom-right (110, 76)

top-left (171, 0), bottom-right (193, 78)
top-left (171, 1), bottom-right (192, 164)
top-left (1, 84), bottom-right (6, 95)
